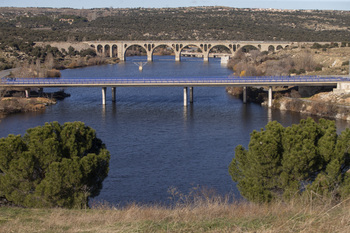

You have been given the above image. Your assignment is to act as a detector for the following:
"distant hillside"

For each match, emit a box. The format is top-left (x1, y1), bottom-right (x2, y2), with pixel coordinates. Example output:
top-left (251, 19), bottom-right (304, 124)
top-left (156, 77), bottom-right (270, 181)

top-left (1, 6), bottom-right (350, 42)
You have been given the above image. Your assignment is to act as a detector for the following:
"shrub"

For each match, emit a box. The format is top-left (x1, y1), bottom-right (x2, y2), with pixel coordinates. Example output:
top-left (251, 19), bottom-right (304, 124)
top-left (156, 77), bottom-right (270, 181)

top-left (0, 122), bottom-right (110, 208)
top-left (46, 69), bottom-right (61, 78)
top-left (80, 48), bottom-right (97, 57)
top-left (311, 43), bottom-right (322, 49)
top-left (229, 118), bottom-right (350, 203)
top-left (315, 65), bottom-right (323, 71)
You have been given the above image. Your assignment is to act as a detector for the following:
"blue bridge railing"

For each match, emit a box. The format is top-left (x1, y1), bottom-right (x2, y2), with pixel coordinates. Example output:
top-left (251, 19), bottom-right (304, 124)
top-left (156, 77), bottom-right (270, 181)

top-left (1, 75), bottom-right (348, 86)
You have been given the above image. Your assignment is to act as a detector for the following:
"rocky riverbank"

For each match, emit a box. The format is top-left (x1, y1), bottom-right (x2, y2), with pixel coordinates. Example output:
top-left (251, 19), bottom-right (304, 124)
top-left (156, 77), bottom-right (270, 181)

top-left (0, 97), bottom-right (56, 118)
top-left (0, 90), bottom-right (70, 120)
top-left (226, 86), bottom-right (350, 120)
top-left (268, 91), bottom-right (350, 121)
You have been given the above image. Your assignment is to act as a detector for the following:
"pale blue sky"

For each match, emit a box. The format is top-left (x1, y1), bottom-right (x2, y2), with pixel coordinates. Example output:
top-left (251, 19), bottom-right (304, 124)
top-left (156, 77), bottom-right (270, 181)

top-left (0, 0), bottom-right (349, 11)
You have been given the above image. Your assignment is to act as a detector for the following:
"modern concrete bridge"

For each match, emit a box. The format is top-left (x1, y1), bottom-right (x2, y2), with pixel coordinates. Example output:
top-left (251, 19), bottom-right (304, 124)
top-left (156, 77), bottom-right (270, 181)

top-left (84, 40), bottom-right (296, 62)
top-left (1, 76), bottom-right (348, 107)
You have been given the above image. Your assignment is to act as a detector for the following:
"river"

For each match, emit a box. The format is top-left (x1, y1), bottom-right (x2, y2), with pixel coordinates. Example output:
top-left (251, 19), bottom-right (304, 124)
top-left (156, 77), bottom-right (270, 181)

top-left (0, 56), bottom-right (349, 206)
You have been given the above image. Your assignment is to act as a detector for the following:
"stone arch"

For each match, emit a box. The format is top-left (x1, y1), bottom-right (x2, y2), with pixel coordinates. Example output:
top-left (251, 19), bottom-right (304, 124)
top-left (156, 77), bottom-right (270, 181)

top-left (208, 44), bottom-right (232, 58)
top-left (97, 44), bottom-right (103, 55)
top-left (268, 45), bottom-right (275, 52)
top-left (152, 44), bottom-right (175, 57)
top-left (124, 44), bottom-right (147, 60)
top-left (276, 45), bottom-right (283, 51)
top-left (112, 44), bottom-right (118, 57)
top-left (180, 44), bottom-right (202, 55)
top-left (104, 44), bottom-right (110, 57)
top-left (238, 45), bottom-right (260, 53)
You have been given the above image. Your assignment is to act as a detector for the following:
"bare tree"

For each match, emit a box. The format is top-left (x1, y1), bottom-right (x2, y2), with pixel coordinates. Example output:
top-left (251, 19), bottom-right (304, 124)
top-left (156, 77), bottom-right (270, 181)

top-left (44, 53), bottom-right (54, 70)
top-left (294, 51), bottom-right (317, 71)
top-left (265, 57), bottom-right (294, 76)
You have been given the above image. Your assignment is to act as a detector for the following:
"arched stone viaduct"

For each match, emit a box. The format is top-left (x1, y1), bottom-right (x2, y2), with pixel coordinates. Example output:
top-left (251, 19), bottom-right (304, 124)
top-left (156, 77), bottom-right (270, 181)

top-left (84, 40), bottom-right (297, 62)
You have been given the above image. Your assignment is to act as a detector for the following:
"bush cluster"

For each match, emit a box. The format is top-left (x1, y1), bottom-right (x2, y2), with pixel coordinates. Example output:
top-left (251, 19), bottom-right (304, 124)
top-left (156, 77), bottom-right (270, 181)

top-left (229, 118), bottom-right (350, 203)
top-left (0, 122), bottom-right (110, 208)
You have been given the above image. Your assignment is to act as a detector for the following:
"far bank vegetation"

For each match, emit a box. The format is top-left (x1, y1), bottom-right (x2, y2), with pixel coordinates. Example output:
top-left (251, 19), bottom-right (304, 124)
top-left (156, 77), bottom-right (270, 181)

top-left (12, 53), bottom-right (61, 78)
top-left (227, 46), bottom-right (323, 77)
top-left (226, 44), bottom-right (350, 98)
top-left (8, 44), bottom-right (113, 78)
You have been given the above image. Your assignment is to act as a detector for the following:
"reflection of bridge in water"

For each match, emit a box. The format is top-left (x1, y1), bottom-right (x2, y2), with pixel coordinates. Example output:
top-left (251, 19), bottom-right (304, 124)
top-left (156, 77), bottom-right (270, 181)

top-left (2, 76), bottom-right (348, 107)
top-left (85, 40), bottom-right (300, 62)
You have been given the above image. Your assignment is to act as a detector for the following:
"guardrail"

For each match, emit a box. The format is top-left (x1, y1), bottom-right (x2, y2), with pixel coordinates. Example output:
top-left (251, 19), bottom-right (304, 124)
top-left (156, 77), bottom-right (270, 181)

top-left (0, 75), bottom-right (348, 86)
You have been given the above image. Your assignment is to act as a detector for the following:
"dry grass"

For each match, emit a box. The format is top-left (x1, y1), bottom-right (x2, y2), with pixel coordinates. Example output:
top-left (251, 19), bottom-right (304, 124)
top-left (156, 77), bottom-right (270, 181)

top-left (1, 194), bottom-right (350, 233)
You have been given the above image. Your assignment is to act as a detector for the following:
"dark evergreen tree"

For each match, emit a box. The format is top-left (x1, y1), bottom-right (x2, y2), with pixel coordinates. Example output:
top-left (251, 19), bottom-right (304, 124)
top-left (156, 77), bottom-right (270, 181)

top-left (229, 121), bottom-right (284, 202)
top-left (0, 121), bottom-right (110, 208)
top-left (229, 118), bottom-right (350, 203)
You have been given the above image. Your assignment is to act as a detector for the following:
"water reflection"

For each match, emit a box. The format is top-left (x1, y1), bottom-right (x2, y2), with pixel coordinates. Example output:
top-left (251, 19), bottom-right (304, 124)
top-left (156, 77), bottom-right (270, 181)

top-left (102, 105), bottom-right (106, 119)
top-left (267, 107), bottom-right (272, 122)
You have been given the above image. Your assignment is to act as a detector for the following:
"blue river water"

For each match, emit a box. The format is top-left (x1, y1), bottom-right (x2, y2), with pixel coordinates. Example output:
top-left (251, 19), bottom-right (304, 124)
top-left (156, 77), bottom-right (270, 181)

top-left (0, 56), bottom-right (349, 206)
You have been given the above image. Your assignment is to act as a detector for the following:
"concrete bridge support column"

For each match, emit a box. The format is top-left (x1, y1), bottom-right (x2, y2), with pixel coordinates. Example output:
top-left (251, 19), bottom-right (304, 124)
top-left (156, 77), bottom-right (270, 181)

top-left (268, 86), bottom-right (273, 108)
top-left (203, 54), bottom-right (209, 62)
top-left (110, 46), bottom-right (113, 58)
top-left (117, 46), bottom-right (125, 61)
top-left (111, 87), bottom-right (116, 102)
top-left (102, 87), bottom-right (107, 105)
top-left (175, 52), bottom-right (181, 62)
top-left (190, 87), bottom-right (193, 103)
top-left (25, 88), bottom-right (30, 98)
top-left (147, 52), bottom-right (153, 62)
top-left (183, 87), bottom-right (188, 106)
top-left (243, 86), bottom-right (247, 104)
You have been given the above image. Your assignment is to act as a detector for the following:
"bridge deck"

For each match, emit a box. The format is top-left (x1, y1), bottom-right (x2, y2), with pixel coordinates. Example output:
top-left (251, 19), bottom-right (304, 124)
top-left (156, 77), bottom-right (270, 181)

top-left (1, 76), bottom-right (347, 88)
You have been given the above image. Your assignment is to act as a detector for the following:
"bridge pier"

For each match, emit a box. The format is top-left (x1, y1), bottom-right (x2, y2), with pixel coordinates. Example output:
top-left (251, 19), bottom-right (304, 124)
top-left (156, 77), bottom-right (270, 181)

top-left (184, 87), bottom-right (188, 106)
top-left (203, 54), bottom-right (209, 62)
top-left (175, 52), bottom-right (181, 62)
top-left (110, 46), bottom-right (113, 58)
top-left (243, 86), bottom-right (247, 104)
top-left (147, 52), bottom-right (153, 62)
top-left (111, 87), bottom-right (116, 102)
top-left (25, 88), bottom-right (30, 98)
top-left (268, 86), bottom-right (272, 108)
top-left (102, 87), bottom-right (107, 105)
top-left (190, 87), bottom-right (193, 103)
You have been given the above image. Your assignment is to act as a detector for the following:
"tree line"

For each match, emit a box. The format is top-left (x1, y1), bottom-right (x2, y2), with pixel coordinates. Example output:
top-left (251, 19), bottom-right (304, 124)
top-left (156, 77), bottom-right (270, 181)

top-left (1, 7), bottom-right (350, 43)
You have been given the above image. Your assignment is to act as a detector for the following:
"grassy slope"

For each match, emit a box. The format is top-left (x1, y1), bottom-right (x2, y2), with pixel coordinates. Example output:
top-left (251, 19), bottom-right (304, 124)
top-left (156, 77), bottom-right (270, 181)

top-left (1, 197), bottom-right (350, 232)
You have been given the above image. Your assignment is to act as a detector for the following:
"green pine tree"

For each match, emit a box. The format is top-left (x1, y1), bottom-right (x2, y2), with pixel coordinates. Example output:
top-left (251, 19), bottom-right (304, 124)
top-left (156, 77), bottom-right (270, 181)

top-left (0, 122), bottom-right (110, 208)
top-left (229, 118), bottom-right (350, 203)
